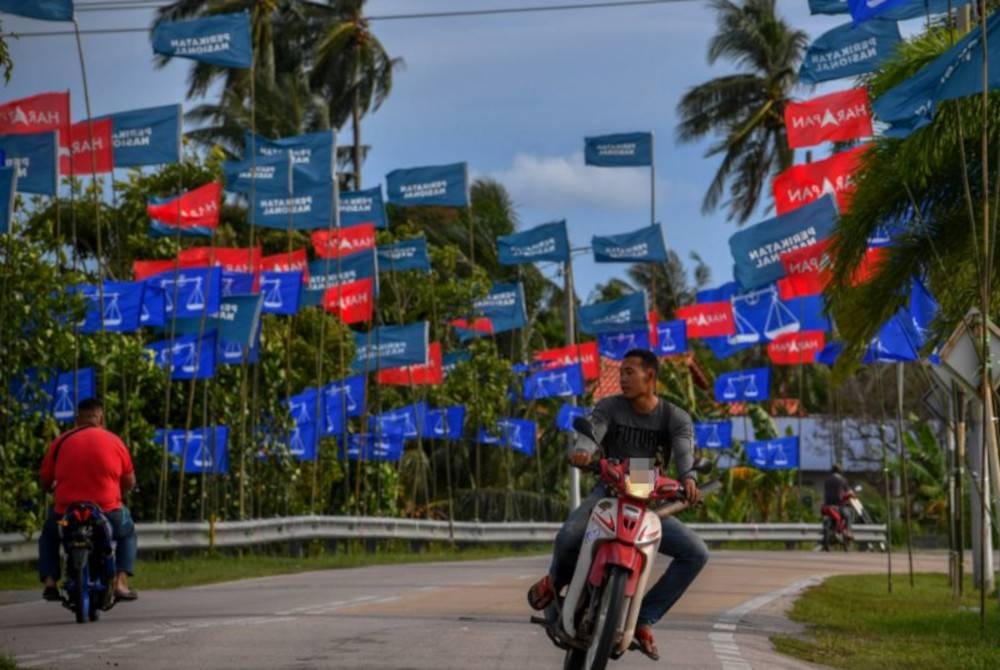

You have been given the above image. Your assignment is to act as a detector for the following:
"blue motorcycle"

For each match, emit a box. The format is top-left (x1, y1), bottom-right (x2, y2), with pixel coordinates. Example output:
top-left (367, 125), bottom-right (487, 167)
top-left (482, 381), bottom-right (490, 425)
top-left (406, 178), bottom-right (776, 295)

top-left (58, 502), bottom-right (116, 623)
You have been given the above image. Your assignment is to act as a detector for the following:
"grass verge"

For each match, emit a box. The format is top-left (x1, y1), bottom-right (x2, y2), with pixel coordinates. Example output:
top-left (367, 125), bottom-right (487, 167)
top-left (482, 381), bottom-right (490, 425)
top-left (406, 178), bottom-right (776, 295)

top-left (772, 572), bottom-right (1000, 670)
top-left (0, 542), bottom-right (548, 592)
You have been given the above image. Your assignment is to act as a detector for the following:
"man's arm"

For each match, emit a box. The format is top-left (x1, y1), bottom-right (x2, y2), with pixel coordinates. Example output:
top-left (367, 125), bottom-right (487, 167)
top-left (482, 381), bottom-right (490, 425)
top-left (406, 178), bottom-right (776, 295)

top-left (39, 442), bottom-right (56, 491)
top-left (118, 437), bottom-right (136, 492)
top-left (569, 399), bottom-right (613, 465)
top-left (669, 405), bottom-right (695, 479)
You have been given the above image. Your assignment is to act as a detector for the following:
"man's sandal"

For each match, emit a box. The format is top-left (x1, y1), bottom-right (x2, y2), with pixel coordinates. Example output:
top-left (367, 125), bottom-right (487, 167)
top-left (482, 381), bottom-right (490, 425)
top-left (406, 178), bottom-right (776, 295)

top-left (526, 574), bottom-right (555, 610)
top-left (631, 625), bottom-right (660, 661)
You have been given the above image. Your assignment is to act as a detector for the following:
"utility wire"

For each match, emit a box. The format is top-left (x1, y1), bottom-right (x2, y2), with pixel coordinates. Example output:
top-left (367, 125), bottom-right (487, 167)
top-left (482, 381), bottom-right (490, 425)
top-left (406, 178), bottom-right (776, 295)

top-left (7, 0), bottom-right (693, 36)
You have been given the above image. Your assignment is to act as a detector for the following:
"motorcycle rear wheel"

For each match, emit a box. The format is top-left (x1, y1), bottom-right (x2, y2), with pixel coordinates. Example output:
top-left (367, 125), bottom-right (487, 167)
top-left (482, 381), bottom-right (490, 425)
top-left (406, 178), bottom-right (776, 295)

top-left (583, 566), bottom-right (628, 670)
top-left (74, 562), bottom-right (88, 624)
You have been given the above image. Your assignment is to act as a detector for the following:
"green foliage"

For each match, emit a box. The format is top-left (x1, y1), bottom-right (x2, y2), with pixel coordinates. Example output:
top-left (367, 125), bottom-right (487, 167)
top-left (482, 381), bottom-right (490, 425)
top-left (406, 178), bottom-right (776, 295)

top-left (774, 573), bottom-right (1000, 669)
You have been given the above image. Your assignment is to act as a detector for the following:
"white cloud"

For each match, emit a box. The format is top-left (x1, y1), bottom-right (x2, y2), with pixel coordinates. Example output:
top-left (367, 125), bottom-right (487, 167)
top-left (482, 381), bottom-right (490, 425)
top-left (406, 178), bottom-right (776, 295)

top-left (486, 151), bottom-right (652, 212)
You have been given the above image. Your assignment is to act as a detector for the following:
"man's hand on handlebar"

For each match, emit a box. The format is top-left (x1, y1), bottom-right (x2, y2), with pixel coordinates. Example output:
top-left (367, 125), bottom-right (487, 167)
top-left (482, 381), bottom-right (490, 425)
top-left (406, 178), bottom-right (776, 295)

top-left (683, 476), bottom-right (701, 505)
top-left (569, 449), bottom-right (592, 468)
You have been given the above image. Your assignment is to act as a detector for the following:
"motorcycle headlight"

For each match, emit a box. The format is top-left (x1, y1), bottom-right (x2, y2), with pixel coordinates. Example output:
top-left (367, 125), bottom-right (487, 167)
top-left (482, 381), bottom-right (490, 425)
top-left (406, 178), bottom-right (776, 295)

top-left (624, 469), bottom-right (655, 500)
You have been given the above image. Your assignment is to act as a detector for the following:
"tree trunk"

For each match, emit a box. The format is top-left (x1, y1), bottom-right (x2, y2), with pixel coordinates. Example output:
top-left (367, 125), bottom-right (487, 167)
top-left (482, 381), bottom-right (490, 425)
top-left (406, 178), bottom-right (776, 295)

top-left (352, 54), bottom-right (362, 190)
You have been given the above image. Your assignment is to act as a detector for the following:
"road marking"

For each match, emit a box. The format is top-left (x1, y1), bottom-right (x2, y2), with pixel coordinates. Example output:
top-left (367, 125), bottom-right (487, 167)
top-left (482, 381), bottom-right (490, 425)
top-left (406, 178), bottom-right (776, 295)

top-left (100, 636), bottom-right (126, 644)
top-left (710, 574), bottom-right (825, 670)
top-left (137, 635), bottom-right (165, 642)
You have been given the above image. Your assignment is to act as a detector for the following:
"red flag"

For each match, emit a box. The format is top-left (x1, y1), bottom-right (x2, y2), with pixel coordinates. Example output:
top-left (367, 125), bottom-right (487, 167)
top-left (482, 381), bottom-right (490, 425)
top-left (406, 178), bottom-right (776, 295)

top-left (0, 91), bottom-right (70, 137)
top-left (767, 331), bottom-right (826, 365)
top-left (675, 302), bottom-right (735, 338)
top-left (592, 356), bottom-right (622, 401)
top-left (377, 342), bottom-right (443, 386)
top-left (777, 239), bottom-right (832, 299)
top-left (535, 341), bottom-right (599, 381)
top-left (450, 317), bottom-right (494, 335)
top-left (178, 246), bottom-right (262, 274)
top-left (850, 247), bottom-right (888, 286)
top-left (772, 145), bottom-right (868, 215)
top-left (261, 248), bottom-right (309, 282)
top-left (133, 259), bottom-right (180, 281)
top-left (146, 182), bottom-right (222, 228)
top-left (648, 310), bottom-right (659, 348)
top-left (785, 88), bottom-right (873, 149)
top-left (323, 277), bottom-right (374, 324)
top-left (311, 223), bottom-right (376, 259)
top-left (59, 119), bottom-right (114, 175)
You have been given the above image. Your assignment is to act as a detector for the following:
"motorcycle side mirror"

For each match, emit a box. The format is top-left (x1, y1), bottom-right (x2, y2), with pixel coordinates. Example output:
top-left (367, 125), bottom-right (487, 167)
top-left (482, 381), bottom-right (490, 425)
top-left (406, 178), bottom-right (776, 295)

top-left (572, 416), bottom-right (598, 443)
top-left (687, 458), bottom-right (713, 476)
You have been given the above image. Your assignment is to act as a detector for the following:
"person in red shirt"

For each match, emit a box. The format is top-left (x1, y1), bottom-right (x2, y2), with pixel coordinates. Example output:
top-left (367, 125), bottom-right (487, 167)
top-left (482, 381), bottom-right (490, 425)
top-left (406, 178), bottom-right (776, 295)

top-left (37, 398), bottom-right (139, 602)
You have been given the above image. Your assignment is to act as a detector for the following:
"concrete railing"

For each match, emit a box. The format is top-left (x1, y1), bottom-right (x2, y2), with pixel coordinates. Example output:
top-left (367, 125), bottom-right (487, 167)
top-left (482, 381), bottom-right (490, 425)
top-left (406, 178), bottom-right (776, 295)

top-left (0, 517), bottom-right (887, 564)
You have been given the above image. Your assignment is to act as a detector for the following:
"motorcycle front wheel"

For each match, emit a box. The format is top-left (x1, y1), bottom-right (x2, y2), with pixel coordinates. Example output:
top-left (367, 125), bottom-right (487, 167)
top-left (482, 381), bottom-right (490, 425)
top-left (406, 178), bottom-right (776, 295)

top-left (74, 561), bottom-right (89, 624)
top-left (583, 566), bottom-right (628, 670)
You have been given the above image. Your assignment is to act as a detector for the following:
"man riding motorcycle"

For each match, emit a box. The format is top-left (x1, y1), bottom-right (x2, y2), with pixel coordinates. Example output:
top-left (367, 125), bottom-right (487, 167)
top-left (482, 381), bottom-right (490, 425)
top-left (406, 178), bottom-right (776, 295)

top-left (37, 398), bottom-right (139, 603)
top-left (527, 348), bottom-right (709, 660)
top-left (823, 464), bottom-right (854, 541)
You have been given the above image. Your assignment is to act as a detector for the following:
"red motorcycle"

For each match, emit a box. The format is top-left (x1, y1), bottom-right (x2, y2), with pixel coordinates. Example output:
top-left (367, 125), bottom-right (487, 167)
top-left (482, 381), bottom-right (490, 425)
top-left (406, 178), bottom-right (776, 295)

top-left (821, 492), bottom-right (854, 552)
top-left (532, 418), bottom-right (717, 670)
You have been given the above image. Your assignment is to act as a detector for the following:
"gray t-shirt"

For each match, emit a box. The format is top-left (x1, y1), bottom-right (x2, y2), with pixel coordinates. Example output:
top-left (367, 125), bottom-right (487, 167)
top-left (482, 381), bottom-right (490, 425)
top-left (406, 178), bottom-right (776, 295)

top-left (582, 395), bottom-right (695, 479)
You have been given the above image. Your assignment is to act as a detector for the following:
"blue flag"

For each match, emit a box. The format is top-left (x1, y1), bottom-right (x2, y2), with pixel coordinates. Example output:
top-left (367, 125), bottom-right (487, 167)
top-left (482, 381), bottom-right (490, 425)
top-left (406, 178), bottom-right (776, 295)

top-left (145, 267), bottom-right (222, 320)
top-left (584, 132), bottom-right (653, 167)
top-left (729, 195), bottom-right (838, 290)
top-left (817, 341), bottom-right (843, 367)
top-left (152, 11), bottom-right (252, 69)
top-left (0, 166), bottom-right (16, 234)
top-left (442, 350), bottom-right (470, 377)
top-left (422, 405), bottom-right (466, 440)
top-left (340, 186), bottom-right (387, 229)
top-left (50, 367), bottom-right (95, 423)
top-left (480, 418), bottom-right (536, 456)
top-left (729, 285), bottom-right (831, 344)
top-left (218, 331), bottom-right (260, 366)
top-left (592, 224), bottom-right (667, 263)
top-left (598, 330), bottom-right (650, 360)
top-left (695, 421), bottom-right (733, 449)
top-left (259, 271), bottom-right (303, 316)
top-left (158, 426), bottom-right (230, 474)
top-left (147, 331), bottom-right (217, 380)
top-left (455, 282), bottom-right (528, 341)
top-left (908, 278), bottom-right (938, 348)
top-left (97, 104), bottom-right (181, 167)
top-left (370, 402), bottom-right (427, 439)
top-left (864, 312), bottom-right (921, 363)
top-left (0, 1), bottom-right (73, 21)
top-left (524, 363), bottom-right (584, 400)
top-left (715, 367), bottom-right (770, 403)
top-left (74, 281), bottom-right (145, 334)
top-left (0, 131), bottom-right (57, 195)
top-left (498, 220), bottom-right (570, 265)
top-left (148, 219), bottom-right (212, 239)
top-left (579, 292), bottom-right (649, 335)
top-left (352, 321), bottom-right (430, 372)
top-left (284, 388), bottom-right (320, 461)
top-left (246, 130), bottom-right (335, 183)
top-left (654, 319), bottom-right (688, 357)
top-left (302, 250), bottom-right (378, 306)
top-left (799, 20), bottom-right (901, 84)
top-left (847, 0), bottom-right (910, 22)
top-left (746, 436), bottom-right (799, 470)
top-left (378, 237), bottom-right (431, 274)
top-left (341, 433), bottom-right (404, 461)
top-left (220, 271), bottom-right (255, 297)
top-left (810, 0), bottom-right (970, 17)
top-left (321, 375), bottom-right (366, 436)
top-left (140, 283), bottom-right (166, 328)
top-left (252, 167), bottom-right (334, 230)
top-left (386, 162), bottom-right (468, 208)
top-left (210, 294), bottom-right (263, 345)
top-left (557, 404), bottom-right (590, 431)
top-left (222, 152), bottom-right (290, 194)
top-left (873, 11), bottom-right (1000, 138)
top-left (704, 335), bottom-right (757, 360)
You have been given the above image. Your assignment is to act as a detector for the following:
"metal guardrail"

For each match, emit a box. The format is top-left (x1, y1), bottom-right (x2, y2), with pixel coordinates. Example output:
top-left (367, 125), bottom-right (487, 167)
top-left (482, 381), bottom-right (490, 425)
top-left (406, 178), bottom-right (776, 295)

top-left (0, 517), bottom-right (887, 564)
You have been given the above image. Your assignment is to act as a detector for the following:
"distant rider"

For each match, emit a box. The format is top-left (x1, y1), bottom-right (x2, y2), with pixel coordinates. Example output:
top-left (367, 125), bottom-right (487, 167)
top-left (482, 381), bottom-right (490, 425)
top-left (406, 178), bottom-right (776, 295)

top-left (38, 398), bottom-right (139, 602)
top-left (823, 464), bottom-right (854, 540)
top-left (527, 348), bottom-right (708, 660)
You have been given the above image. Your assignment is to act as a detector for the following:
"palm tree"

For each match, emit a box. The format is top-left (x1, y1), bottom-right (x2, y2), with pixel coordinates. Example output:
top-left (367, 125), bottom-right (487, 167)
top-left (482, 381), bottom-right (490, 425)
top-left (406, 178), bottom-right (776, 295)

top-left (626, 251), bottom-right (711, 317)
top-left (676, 0), bottom-right (807, 224)
top-left (307, 0), bottom-right (403, 189)
top-left (826, 26), bottom-right (1000, 367)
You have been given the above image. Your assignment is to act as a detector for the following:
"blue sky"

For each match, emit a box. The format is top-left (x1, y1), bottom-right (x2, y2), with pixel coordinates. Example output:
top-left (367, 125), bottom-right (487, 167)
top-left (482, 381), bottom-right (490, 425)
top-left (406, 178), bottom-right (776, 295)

top-left (1, 1), bottom-right (928, 300)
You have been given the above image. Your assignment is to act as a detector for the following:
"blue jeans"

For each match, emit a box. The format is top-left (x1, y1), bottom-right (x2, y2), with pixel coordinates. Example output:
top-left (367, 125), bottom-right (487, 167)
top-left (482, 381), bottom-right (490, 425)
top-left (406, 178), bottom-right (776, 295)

top-left (38, 506), bottom-right (137, 582)
top-left (549, 485), bottom-right (709, 626)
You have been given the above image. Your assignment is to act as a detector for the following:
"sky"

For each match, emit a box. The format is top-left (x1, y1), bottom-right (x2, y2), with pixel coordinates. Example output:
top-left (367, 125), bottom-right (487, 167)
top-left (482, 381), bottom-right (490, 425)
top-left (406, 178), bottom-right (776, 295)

top-left (0, 0), bottom-right (931, 301)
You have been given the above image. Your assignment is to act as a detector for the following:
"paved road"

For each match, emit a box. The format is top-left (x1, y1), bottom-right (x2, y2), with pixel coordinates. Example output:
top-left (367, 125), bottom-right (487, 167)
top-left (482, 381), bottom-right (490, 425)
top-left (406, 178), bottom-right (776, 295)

top-left (0, 550), bottom-right (951, 669)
